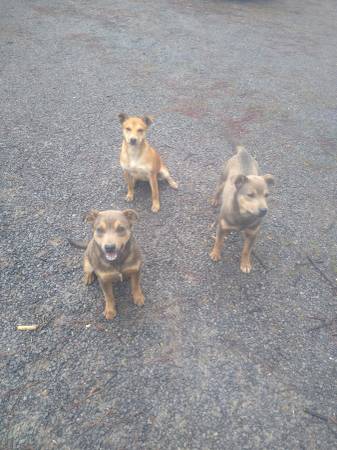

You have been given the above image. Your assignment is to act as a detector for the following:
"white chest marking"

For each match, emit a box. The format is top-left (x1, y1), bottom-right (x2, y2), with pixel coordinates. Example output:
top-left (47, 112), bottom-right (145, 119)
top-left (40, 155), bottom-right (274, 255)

top-left (122, 159), bottom-right (149, 180)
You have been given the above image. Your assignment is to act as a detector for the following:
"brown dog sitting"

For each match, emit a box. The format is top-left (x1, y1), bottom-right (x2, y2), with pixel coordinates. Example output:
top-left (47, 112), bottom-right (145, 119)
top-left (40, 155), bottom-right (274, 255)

top-left (69, 209), bottom-right (144, 320)
top-left (210, 146), bottom-right (275, 273)
top-left (119, 113), bottom-right (178, 213)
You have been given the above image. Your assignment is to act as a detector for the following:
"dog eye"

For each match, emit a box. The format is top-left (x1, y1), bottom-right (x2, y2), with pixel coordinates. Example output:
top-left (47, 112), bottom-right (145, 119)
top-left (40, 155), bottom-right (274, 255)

top-left (137, 129), bottom-right (144, 133)
top-left (116, 225), bottom-right (126, 233)
top-left (96, 227), bottom-right (104, 234)
top-left (264, 193), bottom-right (269, 198)
top-left (126, 127), bottom-right (131, 132)
top-left (247, 193), bottom-right (255, 198)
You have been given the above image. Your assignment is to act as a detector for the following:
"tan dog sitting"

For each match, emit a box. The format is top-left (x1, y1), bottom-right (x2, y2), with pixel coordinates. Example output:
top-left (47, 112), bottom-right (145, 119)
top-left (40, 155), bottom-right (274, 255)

top-left (210, 146), bottom-right (275, 273)
top-left (69, 209), bottom-right (144, 320)
top-left (119, 113), bottom-right (178, 212)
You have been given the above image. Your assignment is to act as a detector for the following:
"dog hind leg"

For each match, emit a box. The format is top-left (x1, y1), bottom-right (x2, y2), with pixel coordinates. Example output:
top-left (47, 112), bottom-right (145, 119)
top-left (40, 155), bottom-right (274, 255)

top-left (83, 255), bottom-right (95, 285)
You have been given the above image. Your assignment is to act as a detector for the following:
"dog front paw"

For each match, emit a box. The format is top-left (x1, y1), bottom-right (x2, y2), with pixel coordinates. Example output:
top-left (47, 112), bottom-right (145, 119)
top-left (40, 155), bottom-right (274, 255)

top-left (210, 249), bottom-right (221, 262)
top-left (240, 259), bottom-right (252, 273)
top-left (151, 203), bottom-right (160, 213)
top-left (104, 307), bottom-right (117, 320)
top-left (133, 292), bottom-right (145, 306)
top-left (211, 198), bottom-right (220, 207)
top-left (83, 272), bottom-right (95, 285)
top-left (126, 193), bottom-right (134, 202)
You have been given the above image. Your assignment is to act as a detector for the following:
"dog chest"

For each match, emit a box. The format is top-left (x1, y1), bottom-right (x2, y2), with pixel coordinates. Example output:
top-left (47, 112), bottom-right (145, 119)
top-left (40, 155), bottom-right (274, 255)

top-left (121, 159), bottom-right (150, 180)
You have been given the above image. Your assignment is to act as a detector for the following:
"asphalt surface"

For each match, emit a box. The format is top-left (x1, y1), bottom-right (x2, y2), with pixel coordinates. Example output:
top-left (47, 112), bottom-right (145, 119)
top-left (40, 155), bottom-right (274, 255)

top-left (1, 0), bottom-right (337, 449)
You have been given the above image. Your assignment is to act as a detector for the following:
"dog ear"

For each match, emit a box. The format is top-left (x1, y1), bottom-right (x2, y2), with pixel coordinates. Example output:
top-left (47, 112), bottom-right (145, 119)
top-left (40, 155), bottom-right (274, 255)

top-left (118, 113), bottom-right (128, 124)
top-left (122, 209), bottom-right (138, 225)
top-left (85, 209), bottom-right (100, 224)
top-left (263, 174), bottom-right (275, 187)
top-left (234, 174), bottom-right (248, 191)
top-left (142, 116), bottom-right (154, 127)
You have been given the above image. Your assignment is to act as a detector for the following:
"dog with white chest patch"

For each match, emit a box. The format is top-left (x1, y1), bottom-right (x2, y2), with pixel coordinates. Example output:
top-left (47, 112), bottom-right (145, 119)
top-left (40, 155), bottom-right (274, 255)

top-left (119, 113), bottom-right (178, 213)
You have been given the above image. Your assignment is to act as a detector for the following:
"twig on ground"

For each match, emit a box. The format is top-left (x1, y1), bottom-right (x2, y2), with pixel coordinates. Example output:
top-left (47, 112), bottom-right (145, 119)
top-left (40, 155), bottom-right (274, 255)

top-left (183, 151), bottom-right (195, 161)
top-left (307, 316), bottom-right (337, 332)
top-left (87, 386), bottom-right (101, 398)
top-left (252, 251), bottom-right (270, 271)
top-left (306, 255), bottom-right (337, 294)
top-left (295, 259), bottom-right (323, 267)
top-left (304, 409), bottom-right (337, 437)
top-left (304, 409), bottom-right (331, 422)
top-left (170, 225), bottom-right (188, 248)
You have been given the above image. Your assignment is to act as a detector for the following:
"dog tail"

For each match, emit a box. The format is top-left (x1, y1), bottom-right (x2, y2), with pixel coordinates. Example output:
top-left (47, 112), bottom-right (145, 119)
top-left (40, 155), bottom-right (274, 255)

top-left (227, 141), bottom-right (246, 154)
top-left (235, 145), bottom-right (246, 154)
top-left (67, 238), bottom-right (89, 250)
top-left (159, 165), bottom-right (178, 189)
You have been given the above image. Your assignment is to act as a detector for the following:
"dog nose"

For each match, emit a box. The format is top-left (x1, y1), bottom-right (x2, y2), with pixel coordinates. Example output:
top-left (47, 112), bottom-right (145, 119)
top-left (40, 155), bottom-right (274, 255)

top-left (259, 208), bottom-right (267, 217)
top-left (105, 244), bottom-right (116, 252)
top-left (130, 138), bottom-right (137, 145)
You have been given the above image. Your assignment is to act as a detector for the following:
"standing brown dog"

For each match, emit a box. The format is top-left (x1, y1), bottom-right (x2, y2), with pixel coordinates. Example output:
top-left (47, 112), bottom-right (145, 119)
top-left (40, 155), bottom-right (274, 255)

top-left (210, 146), bottom-right (275, 273)
top-left (119, 114), bottom-right (178, 212)
top-left (69, 209), bottom-right (144, 320)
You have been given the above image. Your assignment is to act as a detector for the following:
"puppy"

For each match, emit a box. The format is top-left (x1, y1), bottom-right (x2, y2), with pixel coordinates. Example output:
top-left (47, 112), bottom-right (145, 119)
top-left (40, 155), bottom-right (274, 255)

top-left (119, 113), bottom-right (178, 213)
top-left (210, 146), bottom-right (274, 273)
top-left (69, 209), bottom-right (144, 320)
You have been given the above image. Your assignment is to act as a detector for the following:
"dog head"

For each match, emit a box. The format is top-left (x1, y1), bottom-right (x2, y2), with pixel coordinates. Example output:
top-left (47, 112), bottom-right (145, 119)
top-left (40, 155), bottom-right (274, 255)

top-left (85, 209), bottom-right (138, 261)
top-left (234, 174), bottom-right (274, 217)
top-left (118, 113), bottom-right (154, 147)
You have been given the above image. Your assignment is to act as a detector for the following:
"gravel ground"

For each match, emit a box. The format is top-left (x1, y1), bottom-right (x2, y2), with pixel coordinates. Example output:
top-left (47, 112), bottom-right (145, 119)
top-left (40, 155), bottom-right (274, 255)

top-left (1, 0), bottom-right (337, 449)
